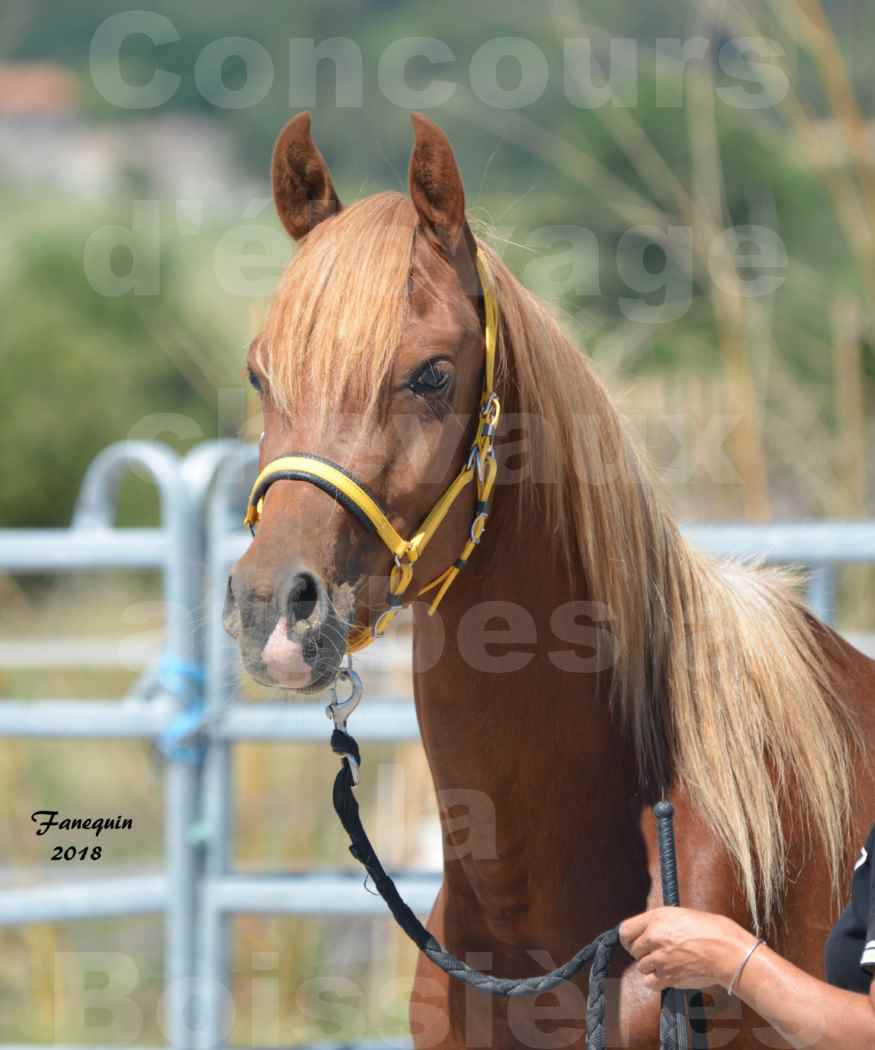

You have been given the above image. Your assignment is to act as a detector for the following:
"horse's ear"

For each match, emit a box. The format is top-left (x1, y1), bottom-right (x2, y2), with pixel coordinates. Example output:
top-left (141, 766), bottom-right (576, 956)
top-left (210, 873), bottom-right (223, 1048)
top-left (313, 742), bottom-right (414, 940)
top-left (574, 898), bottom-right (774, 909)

top-left (408, 113), bottom-right (470, 258)
top-left (272, 113), bottom-right (343, 241)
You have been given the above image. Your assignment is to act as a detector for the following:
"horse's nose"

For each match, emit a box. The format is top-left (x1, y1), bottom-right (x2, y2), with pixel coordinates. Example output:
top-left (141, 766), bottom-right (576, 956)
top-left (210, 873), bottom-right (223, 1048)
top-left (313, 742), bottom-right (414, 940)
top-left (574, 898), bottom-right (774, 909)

top-left (225, 563), bottom-right (330, 688)
top-left (223, 575), bottom-right (241, 639)
top-left (261, 571), bottom-right (326, 686)
top-left (280, 571), bottom-right (321, 626)
top-left (225, 565), bottom-right (325, 627)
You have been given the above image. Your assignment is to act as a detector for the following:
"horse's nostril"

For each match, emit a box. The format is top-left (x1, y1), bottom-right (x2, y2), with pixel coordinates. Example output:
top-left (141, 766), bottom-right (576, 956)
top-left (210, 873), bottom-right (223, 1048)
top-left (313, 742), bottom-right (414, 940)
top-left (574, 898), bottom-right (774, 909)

top-left (288, 572), bottom-right (319, 623)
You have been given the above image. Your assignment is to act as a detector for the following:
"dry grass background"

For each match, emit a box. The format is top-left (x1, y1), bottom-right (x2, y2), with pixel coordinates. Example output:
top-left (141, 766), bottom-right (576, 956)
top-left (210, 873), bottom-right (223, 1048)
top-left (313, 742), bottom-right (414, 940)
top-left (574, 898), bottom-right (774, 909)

top-left (0, 578), bottom-right (433, 1043)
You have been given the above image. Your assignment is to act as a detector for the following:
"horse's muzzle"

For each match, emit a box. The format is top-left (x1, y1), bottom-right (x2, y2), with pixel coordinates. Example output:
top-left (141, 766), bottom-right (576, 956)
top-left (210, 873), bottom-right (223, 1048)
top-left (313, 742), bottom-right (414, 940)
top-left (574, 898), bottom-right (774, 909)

top-left (224, 566), bottom-right (348, 692)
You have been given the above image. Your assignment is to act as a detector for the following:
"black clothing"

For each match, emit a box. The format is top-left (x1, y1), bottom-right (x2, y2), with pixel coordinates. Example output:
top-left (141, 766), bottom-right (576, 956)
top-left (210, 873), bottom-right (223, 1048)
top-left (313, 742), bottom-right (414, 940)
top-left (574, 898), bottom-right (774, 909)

top-left (825, 825), bottom-right (875, 993)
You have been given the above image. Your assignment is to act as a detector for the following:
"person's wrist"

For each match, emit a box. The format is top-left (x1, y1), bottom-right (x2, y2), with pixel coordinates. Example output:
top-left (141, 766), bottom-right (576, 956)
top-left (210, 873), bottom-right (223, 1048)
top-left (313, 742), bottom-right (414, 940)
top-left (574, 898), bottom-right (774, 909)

top-left (714, 921), bottom-right (760, 990)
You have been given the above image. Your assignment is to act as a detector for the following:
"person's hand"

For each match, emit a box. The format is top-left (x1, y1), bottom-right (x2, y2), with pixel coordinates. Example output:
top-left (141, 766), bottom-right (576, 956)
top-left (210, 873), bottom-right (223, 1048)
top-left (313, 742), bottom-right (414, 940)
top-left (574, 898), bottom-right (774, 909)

top-left (619, 907), bottom-right (757, 992)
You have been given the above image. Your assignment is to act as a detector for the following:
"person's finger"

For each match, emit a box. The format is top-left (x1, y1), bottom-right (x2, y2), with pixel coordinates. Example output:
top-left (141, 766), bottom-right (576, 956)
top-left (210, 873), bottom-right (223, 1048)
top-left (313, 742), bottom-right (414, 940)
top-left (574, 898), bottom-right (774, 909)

top-left (619, 913), bottom-right (649, 952)
top-left (627, 927), bottom-right (662, 960)
top-left (638, 948), bottom-right (670, 977)
top-left (640, 970), bottom-right (668, 993)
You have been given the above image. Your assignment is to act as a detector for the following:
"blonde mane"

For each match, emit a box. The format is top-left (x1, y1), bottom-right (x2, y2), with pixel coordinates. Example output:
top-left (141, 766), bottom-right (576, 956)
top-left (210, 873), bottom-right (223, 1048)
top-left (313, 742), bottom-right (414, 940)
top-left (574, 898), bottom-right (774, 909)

top-left (260, 192), bottom-right (856, 929)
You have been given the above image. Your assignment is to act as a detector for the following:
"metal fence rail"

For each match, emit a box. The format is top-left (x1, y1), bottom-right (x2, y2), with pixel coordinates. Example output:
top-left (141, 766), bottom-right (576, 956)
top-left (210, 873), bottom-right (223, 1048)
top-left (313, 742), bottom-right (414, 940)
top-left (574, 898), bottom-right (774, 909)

top-left (1, 438), bottom-right (873, 1049)
top-left (0, 442), bottom-right (206, 1050)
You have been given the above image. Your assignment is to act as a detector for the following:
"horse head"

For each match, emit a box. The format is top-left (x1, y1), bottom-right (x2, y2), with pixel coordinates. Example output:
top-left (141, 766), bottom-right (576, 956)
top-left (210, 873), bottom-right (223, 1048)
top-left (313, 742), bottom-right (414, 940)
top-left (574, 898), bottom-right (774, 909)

top-left (225, 112), bottom-right (493, 691)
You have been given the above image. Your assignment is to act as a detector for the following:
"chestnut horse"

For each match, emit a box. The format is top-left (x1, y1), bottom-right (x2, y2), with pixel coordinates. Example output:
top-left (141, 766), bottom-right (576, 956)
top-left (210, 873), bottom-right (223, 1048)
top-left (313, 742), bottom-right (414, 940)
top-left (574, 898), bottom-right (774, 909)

top-left (224, 112), bottom-right (875, 1048)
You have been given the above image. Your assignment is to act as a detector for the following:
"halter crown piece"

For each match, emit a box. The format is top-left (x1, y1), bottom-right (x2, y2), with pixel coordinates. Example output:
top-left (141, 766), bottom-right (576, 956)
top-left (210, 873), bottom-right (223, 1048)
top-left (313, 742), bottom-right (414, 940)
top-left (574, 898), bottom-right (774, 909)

top-left (244, 247), bottom-right (501, 654)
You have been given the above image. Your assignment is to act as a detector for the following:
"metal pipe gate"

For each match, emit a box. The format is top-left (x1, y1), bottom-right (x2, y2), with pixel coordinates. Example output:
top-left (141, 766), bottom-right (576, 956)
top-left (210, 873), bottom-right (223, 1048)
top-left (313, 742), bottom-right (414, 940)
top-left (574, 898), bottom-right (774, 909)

top-left (1, 439), bottom-right (874, 1049)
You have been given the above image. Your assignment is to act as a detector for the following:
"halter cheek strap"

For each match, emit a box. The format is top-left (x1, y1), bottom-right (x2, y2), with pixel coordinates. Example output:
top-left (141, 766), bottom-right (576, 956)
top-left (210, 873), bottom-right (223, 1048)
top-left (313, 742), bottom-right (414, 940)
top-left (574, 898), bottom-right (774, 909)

top-left (244, 248), bottom-right (501, 654)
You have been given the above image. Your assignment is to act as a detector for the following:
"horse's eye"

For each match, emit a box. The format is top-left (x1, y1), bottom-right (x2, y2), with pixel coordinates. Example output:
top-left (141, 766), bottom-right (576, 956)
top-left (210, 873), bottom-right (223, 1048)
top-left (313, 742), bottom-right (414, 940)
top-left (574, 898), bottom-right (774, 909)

top-left (409, 359), bottom-right (451, 397)
top-left (248, 368), bottom-right (262, 393)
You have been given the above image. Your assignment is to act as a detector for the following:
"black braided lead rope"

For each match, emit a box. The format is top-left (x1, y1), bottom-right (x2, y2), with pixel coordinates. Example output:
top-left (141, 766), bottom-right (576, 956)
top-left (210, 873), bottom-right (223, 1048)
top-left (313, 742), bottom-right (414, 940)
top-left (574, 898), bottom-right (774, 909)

top-left (655, 803), bottom-right (691, 1050)
top-left (654, 803), bottom-right (710, 1050)
top-left (330, 728), bottom-right (705, 1050)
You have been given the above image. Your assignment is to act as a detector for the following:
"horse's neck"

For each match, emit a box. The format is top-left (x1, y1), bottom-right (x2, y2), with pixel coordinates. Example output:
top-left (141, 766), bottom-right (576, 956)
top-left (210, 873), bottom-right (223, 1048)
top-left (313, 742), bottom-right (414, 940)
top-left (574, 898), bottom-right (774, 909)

top-left (411, 493), bottom-right (643, 911)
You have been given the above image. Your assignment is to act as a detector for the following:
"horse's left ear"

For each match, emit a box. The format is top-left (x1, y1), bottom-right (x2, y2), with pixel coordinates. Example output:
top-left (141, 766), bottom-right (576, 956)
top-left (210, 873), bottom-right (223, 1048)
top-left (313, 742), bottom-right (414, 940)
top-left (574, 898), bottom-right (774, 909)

top-left (408, 113), bottom-right (472, 259)
top-left (272, 112), bottom-right (343, 240)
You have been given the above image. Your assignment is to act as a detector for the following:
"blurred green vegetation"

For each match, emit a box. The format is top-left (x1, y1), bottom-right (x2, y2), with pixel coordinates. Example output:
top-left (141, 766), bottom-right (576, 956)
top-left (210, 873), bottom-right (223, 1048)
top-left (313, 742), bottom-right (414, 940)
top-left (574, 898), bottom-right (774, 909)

top-left (3, 0), bottom-right (875, 524)
top-left (0, 197), bottom-right (254, 526)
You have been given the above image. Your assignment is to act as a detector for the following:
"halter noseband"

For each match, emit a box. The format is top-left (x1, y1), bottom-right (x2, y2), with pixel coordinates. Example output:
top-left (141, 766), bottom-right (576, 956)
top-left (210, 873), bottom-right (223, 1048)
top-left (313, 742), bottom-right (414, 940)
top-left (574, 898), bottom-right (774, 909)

top-left (243, 248), bottom-right (501, 654)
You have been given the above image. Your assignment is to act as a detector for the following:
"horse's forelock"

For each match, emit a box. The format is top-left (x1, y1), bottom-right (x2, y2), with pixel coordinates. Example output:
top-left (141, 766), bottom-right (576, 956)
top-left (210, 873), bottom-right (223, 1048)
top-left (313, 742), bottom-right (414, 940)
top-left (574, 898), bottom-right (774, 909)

top-left (258, 192), bottom-right (417, 426)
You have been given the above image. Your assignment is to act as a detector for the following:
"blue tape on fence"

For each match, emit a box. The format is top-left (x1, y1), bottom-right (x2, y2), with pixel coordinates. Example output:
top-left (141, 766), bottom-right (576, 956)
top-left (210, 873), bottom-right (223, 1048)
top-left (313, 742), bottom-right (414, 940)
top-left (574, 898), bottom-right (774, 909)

top-left (157, 655), bottom-right (207, 763)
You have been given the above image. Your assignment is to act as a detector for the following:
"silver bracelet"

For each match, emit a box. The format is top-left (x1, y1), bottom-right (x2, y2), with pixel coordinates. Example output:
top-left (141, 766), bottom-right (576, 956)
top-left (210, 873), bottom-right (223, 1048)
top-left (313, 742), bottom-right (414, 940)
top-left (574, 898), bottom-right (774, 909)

top-left (728, 938), bottom-right (765, 997)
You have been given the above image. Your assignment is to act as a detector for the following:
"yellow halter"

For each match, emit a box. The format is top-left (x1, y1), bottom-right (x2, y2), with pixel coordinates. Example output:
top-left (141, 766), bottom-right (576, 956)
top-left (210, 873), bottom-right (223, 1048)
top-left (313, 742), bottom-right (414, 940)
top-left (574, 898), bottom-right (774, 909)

top-left (244, 248), bottom-right (501, 654)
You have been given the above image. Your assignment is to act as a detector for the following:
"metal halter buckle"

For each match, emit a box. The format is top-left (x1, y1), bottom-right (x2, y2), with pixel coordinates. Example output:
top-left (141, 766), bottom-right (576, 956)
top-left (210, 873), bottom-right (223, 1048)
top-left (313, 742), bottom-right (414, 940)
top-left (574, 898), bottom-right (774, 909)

top-left (480, 392), bottom-right (499, 420)
top-left (467, 445), bottom-right (485, 484)
top-left (373, 608), bottom-right (394, 637)
top-left (325, 664), bottom-right (364, 733)
top-left (470, 512), bottom-right (488, 544)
